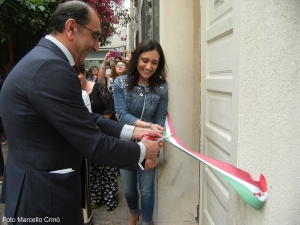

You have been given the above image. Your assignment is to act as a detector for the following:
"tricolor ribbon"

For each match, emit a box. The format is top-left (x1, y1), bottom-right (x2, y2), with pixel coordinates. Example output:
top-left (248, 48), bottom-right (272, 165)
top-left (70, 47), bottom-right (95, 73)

top-left (163, 113), bottom-right (267, 210)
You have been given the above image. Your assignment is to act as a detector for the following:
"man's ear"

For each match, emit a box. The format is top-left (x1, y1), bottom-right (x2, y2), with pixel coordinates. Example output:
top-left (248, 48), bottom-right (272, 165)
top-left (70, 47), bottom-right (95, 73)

top-left (65, 19), bottom-right (76, 39)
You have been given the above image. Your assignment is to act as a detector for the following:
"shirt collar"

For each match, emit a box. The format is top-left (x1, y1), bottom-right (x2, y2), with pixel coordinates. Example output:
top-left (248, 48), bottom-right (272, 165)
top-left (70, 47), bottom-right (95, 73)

top-left (45, 35), bottom-right (75, 66)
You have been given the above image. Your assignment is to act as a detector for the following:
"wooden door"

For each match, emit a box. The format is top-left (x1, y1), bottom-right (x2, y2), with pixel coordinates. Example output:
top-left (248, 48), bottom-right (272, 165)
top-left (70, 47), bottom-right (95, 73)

top-left (200, 0), bottom-right (240, 224)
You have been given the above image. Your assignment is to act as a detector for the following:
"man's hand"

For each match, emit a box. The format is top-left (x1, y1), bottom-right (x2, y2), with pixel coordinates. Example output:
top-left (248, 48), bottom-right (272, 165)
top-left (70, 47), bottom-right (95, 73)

top-left (140, 136), bottom-right (162, 160)
top-left (145, 158), bottom-right (159, 171)
top-left (132, 127), bottom-right (164, 160)
top-left (132, 127), bottom-right (163, 140)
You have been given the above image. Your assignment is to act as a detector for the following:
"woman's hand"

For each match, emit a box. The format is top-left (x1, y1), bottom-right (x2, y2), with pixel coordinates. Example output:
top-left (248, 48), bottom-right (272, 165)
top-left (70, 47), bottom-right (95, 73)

top-left (132, 126), bottom-right (163, 140)
top-left (150, 124), bottom-right (165, 133)
top-left (124, 50), bottom-right (131, 62)
top-left (144, 158), bottom-right (159, 171)
top-left (104, 52), bottom-right (113, 65)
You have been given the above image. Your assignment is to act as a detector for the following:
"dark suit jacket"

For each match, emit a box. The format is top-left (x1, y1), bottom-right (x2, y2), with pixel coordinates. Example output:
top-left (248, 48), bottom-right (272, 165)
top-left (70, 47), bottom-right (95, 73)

top-left (0, 38), bottom-right (140, 225)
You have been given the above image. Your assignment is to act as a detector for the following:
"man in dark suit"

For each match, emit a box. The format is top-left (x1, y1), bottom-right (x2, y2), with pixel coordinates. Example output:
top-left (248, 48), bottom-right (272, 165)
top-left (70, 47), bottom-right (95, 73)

top-left (0, 1), bottom-right (163, 224)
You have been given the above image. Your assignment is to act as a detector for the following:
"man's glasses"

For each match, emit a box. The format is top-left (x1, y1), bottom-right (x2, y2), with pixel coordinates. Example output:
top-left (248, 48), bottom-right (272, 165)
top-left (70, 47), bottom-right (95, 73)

top-left (116, 63), bottom-right (126, 67)
top-left (76, 21), bottom-right (101, 41)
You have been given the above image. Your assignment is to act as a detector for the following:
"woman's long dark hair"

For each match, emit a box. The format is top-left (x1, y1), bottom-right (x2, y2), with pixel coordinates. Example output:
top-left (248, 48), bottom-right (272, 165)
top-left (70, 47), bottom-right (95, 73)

top-left (126, 39), bottom-right (167, 93)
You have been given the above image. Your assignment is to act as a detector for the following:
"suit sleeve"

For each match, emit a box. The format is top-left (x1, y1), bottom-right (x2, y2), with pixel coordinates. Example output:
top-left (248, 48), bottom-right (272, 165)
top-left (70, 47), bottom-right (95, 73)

top-left (28, 60), bottom-right (139, 169)
top-left (90, 112), bottom-right (124, 137)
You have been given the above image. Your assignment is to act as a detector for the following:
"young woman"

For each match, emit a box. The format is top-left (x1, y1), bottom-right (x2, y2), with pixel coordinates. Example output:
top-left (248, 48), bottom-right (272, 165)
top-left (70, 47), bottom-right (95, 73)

top-left (113, 40), bottom-right (168, 225)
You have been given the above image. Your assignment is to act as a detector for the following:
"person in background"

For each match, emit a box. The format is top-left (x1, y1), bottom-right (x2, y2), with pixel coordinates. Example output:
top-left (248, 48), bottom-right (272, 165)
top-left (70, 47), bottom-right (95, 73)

top-left (97, 54), bottom-right (114, 92)
top-left (87, 65), bottom-right (99, 82)
top-left (0, 2), bottom-right (163, 224)
top-left (113, 39), bottom-right (169, 225)
top-left (110, 59), bottom-right (129, 81)
top-left (78, 65), bottom-right (114, 119)
top-left (77, 64), bottom-right (119, 210)
top-left (98, 50), bottom-right (131, 91)
top-left (98, 50), bottom-right (131, 122)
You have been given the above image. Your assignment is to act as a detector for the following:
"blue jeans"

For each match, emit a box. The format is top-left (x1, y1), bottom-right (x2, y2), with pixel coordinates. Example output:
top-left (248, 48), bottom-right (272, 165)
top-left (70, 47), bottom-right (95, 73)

top-left (120, 166), bottom-right (156, 224)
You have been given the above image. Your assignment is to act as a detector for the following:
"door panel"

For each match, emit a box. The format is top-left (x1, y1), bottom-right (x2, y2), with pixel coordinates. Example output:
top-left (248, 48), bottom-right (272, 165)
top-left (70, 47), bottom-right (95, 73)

top-left (200, 0), bottom-right (239, 224)
top-left (204, 184), bottom-right (228, 224)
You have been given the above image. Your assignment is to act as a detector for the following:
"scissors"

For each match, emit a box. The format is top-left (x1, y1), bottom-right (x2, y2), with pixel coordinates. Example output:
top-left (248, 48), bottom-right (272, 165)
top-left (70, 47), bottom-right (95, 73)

top-left (138, 134), bottom-right (174, 170)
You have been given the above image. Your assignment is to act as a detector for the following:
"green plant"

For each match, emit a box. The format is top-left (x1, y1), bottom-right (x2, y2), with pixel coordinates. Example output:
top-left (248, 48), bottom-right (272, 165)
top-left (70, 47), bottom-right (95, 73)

top-left (0, 0), bottom-right (132, 64)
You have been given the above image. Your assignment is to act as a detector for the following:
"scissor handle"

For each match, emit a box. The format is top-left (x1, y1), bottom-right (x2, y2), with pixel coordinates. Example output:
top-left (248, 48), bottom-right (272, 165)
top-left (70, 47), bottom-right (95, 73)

top-left (140, 133), bottom-right (156, 141)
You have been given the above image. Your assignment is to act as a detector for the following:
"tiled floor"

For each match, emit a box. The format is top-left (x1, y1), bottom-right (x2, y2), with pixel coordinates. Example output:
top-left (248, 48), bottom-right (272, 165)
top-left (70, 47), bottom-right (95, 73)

top-left (0, 142), bottom-right (134, 225)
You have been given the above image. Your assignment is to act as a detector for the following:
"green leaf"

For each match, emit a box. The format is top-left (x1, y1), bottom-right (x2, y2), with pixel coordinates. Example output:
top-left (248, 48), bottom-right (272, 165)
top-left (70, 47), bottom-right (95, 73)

top-left (30, 3), bottom-right (36, 11)
top-left (38, 5), bottom-right (45, 11)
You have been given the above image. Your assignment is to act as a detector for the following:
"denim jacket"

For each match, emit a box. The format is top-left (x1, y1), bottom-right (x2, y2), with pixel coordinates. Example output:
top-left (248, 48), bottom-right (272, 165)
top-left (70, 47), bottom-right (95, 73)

top-left (113, 75), bottom-right (168, 126)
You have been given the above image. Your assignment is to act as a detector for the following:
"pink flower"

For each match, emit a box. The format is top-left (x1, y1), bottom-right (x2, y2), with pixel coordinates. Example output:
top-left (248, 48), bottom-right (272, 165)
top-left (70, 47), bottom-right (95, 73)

top-left (84, 0), bottom-right (129, 46)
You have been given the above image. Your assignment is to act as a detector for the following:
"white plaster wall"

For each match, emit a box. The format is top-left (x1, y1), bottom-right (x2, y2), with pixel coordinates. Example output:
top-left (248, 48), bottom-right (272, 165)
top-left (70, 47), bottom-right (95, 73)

top-left (158, 0), bottom-right (201, 224)
top-left (236, 1), bottom-right (300, 224)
